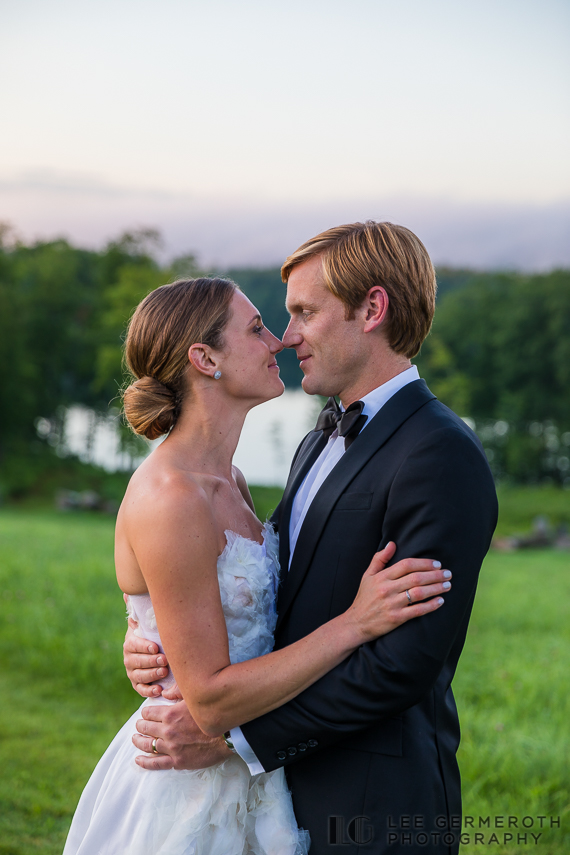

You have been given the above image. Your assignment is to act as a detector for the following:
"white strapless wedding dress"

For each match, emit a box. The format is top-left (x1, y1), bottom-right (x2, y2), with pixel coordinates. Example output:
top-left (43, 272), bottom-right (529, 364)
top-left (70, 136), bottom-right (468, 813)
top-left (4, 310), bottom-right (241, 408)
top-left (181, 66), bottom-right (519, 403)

top-left (63, 525), bottom-right (310, 855)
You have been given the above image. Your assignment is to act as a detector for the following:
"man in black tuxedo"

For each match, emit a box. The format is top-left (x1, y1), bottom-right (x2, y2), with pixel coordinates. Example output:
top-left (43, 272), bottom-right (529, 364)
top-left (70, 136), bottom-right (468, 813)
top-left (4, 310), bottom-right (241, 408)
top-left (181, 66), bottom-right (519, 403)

top-left (126, 221), bottom-right (497, 853)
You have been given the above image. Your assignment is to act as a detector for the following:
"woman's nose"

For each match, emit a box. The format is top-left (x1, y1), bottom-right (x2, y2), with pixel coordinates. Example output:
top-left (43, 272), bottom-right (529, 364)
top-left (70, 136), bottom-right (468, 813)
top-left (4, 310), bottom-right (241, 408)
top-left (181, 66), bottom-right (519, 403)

top-left (266, 329), bottom-right (284, 353)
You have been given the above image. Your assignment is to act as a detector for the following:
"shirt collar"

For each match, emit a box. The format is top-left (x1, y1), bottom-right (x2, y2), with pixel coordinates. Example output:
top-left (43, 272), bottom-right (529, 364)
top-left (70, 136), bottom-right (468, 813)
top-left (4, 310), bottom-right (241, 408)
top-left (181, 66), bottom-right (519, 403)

top-left (342, 365), bottom-right (420, 424)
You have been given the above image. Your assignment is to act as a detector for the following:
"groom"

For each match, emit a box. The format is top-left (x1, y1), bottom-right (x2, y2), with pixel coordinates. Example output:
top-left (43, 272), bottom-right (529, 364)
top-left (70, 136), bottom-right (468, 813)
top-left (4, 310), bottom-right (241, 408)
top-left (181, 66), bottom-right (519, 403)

top-left (125, 221), bottom-right (497, 853)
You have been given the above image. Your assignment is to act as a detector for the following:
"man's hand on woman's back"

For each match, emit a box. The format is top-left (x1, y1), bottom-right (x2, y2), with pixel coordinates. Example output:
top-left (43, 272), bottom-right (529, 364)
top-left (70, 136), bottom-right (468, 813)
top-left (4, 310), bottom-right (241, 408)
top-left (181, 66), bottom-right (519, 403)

top-left (123, 619), bottom-right (181, 698)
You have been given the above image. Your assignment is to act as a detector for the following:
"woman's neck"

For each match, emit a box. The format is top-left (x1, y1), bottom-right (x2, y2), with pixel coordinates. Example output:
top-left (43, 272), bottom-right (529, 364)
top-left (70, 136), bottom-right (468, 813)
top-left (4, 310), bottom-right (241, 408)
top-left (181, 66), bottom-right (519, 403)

top-left (159, 391), bottom-right (249, 480)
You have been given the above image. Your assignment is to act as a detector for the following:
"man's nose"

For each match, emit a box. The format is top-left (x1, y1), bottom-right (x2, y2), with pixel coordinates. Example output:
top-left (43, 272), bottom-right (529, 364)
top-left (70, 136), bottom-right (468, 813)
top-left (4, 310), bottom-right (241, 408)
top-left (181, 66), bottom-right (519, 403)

top-left (282, 319), bottom-right (301, 348)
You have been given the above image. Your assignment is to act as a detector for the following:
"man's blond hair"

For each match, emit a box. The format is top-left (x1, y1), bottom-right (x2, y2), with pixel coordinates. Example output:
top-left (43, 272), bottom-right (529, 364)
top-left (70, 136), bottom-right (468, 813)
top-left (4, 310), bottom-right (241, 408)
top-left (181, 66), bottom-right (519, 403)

top-left (281, 221), bottom-right (436, 358)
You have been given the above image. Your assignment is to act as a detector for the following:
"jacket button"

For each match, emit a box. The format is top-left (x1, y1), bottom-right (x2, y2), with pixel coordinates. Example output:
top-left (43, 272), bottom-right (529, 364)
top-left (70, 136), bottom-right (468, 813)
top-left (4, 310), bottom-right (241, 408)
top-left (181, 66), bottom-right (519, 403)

top-left (287, 746), bottom-right (298, 756)
top-left (298, 742), bottom-right (307, 752)
top-left (276, 750), bottom-right (287, 761)
top-left (307, 739), bottom-right (318, 748)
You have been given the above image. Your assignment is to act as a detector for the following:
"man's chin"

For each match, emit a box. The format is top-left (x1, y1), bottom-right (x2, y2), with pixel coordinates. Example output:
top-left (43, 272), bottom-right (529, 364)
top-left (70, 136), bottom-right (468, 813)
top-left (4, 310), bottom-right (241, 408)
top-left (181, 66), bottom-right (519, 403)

top-left (300, 375), bottom-right (317, 396)
top-left (301, 374), bottom-right (334, 397)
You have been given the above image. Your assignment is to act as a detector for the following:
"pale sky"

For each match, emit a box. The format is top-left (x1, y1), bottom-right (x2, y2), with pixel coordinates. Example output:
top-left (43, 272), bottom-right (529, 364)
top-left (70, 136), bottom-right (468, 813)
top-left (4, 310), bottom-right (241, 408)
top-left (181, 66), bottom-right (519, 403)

top-left (1, 0), bottom-right (569, 266)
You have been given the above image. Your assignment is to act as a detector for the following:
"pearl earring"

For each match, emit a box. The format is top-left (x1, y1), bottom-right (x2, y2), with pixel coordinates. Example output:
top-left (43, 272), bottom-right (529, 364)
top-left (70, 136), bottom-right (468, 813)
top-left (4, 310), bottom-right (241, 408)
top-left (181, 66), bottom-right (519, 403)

top-left (214, 370), bottom-right (222, 380)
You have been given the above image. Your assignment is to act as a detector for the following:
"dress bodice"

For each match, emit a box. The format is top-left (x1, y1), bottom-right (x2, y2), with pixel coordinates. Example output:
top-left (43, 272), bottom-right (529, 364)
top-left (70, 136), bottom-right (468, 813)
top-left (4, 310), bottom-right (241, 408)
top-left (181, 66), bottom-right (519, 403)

top-left (126, 523), bottom-right (280, 690)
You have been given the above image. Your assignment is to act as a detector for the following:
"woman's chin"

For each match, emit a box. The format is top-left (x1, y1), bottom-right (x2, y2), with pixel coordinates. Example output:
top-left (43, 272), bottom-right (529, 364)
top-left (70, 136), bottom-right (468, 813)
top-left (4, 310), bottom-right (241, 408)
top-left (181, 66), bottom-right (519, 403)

top-left (255, 379), bottom-right (285, 405)
top-left (269, 378), bottom-right (286, 399)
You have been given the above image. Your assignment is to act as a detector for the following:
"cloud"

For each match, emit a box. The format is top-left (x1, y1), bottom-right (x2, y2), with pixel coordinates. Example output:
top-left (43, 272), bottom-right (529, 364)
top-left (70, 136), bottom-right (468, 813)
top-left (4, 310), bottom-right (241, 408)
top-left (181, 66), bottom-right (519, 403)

top-left (1, 170), bottom-right (569, 271)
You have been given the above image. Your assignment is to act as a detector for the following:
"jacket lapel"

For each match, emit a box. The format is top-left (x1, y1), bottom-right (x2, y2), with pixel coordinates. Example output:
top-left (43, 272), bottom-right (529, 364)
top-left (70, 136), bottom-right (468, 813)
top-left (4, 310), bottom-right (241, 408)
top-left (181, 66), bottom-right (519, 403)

top-left (277, 429), bottom-right (328, 576)
top-left (275, 380), bottom-right (436, 630)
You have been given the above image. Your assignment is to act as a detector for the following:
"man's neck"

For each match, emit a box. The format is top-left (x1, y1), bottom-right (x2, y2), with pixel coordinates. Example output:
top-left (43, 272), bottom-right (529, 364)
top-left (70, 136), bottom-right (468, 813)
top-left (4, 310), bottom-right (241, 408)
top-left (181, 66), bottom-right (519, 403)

top-left (339, 357), bottom-right (413, 408)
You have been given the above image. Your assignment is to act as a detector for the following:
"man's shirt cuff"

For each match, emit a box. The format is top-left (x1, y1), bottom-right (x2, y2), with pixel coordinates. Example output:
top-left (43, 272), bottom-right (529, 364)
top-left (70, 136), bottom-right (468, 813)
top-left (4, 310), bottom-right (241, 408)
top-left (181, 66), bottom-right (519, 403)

top-left (230, 727), bottom-right (266, 775)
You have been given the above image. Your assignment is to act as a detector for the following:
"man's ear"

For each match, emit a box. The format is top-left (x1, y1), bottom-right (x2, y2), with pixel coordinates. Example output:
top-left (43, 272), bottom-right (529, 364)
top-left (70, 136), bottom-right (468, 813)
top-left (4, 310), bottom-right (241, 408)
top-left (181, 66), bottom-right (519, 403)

top-left (188, 343), bottom-right (219, 378)
top-left (363, 286), bottom-right (389, 333)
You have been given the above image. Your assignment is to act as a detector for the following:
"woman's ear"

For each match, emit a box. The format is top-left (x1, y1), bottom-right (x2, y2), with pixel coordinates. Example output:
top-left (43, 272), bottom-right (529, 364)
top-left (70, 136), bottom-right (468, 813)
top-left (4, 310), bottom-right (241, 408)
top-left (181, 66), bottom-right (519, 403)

top-left (188, 344), bottom-right (219, 378)
top-left (363, 286), bottom-right (389, 333)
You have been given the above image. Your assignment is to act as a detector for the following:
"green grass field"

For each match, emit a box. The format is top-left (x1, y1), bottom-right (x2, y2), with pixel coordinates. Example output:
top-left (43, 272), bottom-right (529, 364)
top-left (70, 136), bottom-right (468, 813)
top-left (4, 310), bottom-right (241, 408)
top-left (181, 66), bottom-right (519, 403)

top-left (0, 500), bottom-right (568, 854)
top-left (493, 485), bottom-right (570, 539)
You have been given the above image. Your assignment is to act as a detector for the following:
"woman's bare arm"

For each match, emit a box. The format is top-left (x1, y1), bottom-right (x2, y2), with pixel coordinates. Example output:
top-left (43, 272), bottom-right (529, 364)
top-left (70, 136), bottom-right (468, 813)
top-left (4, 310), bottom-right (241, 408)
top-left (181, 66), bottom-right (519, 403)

top-left (126, 480), bottom-right (449, 738)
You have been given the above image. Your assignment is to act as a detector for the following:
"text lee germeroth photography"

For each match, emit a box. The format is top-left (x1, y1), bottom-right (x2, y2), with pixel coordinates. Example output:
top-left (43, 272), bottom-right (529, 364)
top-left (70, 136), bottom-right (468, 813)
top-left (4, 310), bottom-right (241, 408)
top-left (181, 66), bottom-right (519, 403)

top-left (328, 814), bottom-right (562, 847)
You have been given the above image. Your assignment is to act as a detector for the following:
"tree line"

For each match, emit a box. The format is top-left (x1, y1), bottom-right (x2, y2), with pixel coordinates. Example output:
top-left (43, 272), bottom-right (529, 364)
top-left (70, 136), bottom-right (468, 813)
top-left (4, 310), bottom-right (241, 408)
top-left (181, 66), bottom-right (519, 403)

top-left (416, 268), bottom-right (570, 484)
top-left (0, 226), bottom-right (568, 496)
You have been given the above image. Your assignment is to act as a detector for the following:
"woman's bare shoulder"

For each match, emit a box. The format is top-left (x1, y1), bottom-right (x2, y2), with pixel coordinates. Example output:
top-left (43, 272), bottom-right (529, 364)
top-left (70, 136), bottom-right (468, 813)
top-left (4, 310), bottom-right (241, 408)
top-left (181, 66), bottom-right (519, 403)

top-left (116, 457), bottom-right (218, 592)
top-left (120, 456), bottom-right (218, 543)
top-left (127, 453), bottom-right (206, 504)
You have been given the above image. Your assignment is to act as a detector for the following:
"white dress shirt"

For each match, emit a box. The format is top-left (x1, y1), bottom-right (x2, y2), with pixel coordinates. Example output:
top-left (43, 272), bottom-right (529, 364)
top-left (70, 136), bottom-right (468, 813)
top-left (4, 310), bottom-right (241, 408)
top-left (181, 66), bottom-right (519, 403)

top-left (230, 366), bottom-right (420, 774)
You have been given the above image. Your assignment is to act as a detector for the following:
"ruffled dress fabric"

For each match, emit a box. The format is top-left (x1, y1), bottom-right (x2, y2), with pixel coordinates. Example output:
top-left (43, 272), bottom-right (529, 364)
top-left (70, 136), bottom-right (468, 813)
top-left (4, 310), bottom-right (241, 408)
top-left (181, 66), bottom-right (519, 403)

top-left (63, 525), bottom-right (310, 855)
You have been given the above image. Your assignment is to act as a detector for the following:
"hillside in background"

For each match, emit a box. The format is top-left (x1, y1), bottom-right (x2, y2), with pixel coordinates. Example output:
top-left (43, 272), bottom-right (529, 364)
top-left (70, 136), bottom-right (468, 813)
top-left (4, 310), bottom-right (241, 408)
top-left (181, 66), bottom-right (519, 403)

top-left (0, 228), bottom-right (569, 495)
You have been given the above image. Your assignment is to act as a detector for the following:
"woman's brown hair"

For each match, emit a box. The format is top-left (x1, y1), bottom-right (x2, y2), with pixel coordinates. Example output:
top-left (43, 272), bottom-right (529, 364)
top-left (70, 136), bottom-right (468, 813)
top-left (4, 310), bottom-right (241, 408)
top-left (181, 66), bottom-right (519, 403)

top-left (123, 277), bottom-right (237, 439)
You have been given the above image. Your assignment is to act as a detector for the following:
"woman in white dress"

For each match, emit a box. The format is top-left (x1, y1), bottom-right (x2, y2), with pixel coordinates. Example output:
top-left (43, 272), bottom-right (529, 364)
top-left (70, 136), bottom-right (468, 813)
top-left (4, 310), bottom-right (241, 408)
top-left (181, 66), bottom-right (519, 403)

top-left (63, 277), bottom-right (451, 855)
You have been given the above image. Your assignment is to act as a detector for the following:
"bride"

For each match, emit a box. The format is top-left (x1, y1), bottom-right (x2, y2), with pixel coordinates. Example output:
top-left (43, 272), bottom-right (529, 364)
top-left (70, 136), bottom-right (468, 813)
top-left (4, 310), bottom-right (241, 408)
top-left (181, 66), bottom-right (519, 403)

top-left (63, 277), bottom-right (450, 855)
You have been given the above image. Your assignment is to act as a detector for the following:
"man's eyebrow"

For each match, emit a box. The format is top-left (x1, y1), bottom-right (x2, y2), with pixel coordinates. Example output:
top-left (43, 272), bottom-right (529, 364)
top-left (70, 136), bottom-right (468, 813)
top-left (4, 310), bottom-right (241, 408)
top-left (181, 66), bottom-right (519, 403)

top-left (285, 300), bottom-right (319, 313)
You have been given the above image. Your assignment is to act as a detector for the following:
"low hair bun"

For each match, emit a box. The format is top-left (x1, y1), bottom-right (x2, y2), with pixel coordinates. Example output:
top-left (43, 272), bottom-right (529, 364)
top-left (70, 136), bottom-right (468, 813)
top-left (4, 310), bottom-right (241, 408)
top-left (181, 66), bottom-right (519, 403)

top-left (123, 277), bottom-right (237, 440)
top-left (123, 376), bottom-right (178, 440)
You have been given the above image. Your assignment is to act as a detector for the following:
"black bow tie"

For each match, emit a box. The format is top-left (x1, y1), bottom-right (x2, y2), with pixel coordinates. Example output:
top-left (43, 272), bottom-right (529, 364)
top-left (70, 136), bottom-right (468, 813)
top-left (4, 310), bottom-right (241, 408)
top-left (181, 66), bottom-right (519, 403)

top-left (314, 397), bottom-right (368, 449)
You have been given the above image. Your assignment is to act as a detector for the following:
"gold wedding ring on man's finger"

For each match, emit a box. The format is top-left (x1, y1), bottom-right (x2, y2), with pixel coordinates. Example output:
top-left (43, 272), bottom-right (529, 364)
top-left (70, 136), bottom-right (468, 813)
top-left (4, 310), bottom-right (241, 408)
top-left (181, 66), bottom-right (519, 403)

top-left (151, 738), bottom-right (160, 755)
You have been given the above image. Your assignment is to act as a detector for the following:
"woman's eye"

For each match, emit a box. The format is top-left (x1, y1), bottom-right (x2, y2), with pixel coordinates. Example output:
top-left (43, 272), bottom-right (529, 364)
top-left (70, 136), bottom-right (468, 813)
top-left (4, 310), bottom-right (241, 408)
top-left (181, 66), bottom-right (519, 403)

top-left (253, 324), bottom-right (264, 334)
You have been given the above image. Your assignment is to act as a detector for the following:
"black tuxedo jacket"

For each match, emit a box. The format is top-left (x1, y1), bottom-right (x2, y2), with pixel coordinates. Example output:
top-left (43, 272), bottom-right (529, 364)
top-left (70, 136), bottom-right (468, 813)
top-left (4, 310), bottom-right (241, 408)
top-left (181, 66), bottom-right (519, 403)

top-left (241, 380), bottom-right (498, 854)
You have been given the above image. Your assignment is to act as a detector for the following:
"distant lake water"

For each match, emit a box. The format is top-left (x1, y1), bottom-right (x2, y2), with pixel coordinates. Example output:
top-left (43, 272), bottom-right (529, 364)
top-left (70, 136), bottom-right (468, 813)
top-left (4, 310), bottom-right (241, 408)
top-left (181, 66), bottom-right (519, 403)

top-left (62, 391), bottom-right (320, 488)
top-left (233, 391), bottom-right (319, 485)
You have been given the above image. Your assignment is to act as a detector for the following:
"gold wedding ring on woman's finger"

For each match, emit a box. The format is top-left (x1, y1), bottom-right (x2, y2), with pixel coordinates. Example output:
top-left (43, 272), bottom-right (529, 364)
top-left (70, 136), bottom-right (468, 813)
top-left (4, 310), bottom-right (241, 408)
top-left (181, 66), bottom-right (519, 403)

top-left (405, 589), bottom-right (412, 605)
top-left (151, 738), bottom-right (160, 755)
